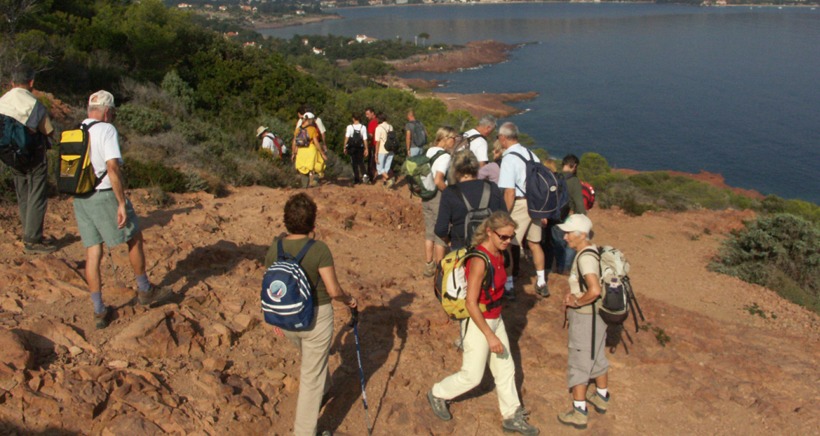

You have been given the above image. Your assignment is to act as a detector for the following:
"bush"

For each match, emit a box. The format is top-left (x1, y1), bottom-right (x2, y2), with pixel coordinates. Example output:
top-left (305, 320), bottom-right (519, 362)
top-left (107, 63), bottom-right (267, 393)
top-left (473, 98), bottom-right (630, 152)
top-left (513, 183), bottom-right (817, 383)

top-left (710, 214), bottom-right (819, 314)
top-left (123, 159), bottom-right (189, 193)
top-left (117, 104), bottom-right (168, 135)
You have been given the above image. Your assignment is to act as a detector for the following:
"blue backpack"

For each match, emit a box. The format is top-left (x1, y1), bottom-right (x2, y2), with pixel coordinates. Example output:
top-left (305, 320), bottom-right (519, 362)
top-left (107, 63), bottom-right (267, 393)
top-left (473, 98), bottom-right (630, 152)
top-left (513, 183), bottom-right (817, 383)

top-left (261, 239), bottom-right (316, 331)
top-left (0, 114), bottom-right (40, 171)
top-left (510, 149), bottom-right (568, 221)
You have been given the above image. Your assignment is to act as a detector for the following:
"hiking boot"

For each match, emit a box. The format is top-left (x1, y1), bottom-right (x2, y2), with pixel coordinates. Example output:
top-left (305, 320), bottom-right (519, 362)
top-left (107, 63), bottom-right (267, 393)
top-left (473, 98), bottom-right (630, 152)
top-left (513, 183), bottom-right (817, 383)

top-left (24, 242), bottom-right (57, 254)
top-left (557, 406), bottom-right (588, 430)
top-left (536, 282), bottom-right (550, 298)
top-left (138, 285), bottom-right (175, 307)
top-left (94, 306), bottom-right (112, 330)
top-left (502, 406), bottom-right (539, 435)
top-left (385, 178), bottom-right (395, 189)
top-left (423, 261), bottom-right (436, 278)
top-left (362, 175), bottom-right (370, 184)
top-left (505, 289), bottom-right (516, 301)
top-left (427, 390), bottom-right (451, 421)
top-left (587, 390), bottom-right (610, 414)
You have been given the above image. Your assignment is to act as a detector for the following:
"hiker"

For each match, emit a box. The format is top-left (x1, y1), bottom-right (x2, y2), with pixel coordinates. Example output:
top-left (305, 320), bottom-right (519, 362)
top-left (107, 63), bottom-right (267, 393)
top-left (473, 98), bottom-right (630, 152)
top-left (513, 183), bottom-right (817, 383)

top-left (257, 126), bottom-right (284, 158)
top-left (421, 127), bottom-right (457, 277)
top-left (428, 211), bottom-right (539, 436)
top-left (477, 139), bottom-right (503, 185)
top-left (497, 122), bottom-right (549, 297)
top-left (365, 107), bottom-right (379, 183)
top-left (557, 214), bottom-right (609, 430)
top-left (295, 105), bottom-right (327, 147)
top-left (293, 112), bottom-right (327, 188)
top-left (0, 69), bottom-right (56, 254)
top-left (343, 113), bottom-right (369, 185)
top-left (435, 149), bottom-right (506, 251)
top-left (373, 112), bottom-right (395, 188)
top-left (73, 91), bottom-right (175, 329)
top-left (405, 109), bottom-right (427, 157)
top-left (551, 154), bottom-right (587, 274)
top-left (264, 192), bottom-right (358, 436)
top-left (462, 115), bottom-right (497, 167)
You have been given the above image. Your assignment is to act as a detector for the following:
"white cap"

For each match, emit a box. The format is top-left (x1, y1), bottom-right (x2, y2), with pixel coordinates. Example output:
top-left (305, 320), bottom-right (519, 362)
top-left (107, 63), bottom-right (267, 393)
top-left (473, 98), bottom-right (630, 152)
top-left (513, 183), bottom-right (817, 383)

top-left (557, 214), bottom-right (593, 234)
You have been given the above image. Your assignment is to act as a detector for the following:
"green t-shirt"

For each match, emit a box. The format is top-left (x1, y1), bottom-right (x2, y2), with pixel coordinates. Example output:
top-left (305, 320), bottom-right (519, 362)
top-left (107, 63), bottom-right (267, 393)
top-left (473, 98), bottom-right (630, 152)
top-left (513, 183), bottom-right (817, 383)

top-left (264, 237), bottom-right (334, 306)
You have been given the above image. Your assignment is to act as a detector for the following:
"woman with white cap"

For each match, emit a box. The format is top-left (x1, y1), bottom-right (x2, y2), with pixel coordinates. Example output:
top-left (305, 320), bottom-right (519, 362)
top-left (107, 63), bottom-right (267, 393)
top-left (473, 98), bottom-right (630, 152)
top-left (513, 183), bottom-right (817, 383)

top-left (557, 214), bottom-right (610, 430)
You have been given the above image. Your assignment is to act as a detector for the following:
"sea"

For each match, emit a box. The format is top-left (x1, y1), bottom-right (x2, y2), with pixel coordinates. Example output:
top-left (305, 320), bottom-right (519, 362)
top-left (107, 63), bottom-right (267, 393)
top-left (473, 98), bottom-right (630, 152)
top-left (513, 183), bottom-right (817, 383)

top-left (259, 3), bottom-right (820, 203)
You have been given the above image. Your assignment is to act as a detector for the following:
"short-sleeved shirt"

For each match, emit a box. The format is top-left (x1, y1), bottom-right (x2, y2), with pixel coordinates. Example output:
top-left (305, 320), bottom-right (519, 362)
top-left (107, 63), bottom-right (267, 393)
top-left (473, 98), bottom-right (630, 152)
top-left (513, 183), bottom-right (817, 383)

top-left (83, 119), bottom-right (122, 190)
top-left (264, 237), bottom-right (334, 306)
top-left (498, 143), bottom-right (539, 196)
top-left (367, 118), bottom-right (378, 145)
top-left (477, 162), bottom-right (500, 184)
top-left (569, 246), bottom-right (600, 315)
top-left (296, 117), bottom-right (327, 137)
top-left (405, 120), bottom-right (426, 147)
top-left (0, 88), bottom-right (53, 136)
top-left (375, 122), bottom-right (393, 155)
top-left (345, 123), bottom-right (368, 142)
top-left (423, 146), bottom-right (451, 192)
top-left (463, 244), bottom-right (506, 319)
top-left (463, 129), bottom-right (489, 163)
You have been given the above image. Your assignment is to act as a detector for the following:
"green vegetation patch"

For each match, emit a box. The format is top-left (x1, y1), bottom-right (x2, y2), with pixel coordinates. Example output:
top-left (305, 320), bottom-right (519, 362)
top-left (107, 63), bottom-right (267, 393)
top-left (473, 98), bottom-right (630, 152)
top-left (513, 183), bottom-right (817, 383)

top-left (710, 214), bottom-right (819, 314)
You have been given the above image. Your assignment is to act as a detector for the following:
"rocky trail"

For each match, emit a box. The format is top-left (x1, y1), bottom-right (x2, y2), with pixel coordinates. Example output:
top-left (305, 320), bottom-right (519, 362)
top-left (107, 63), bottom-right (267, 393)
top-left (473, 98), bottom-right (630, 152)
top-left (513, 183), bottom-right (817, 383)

top-left (0, 183), bottom-right (817, 435)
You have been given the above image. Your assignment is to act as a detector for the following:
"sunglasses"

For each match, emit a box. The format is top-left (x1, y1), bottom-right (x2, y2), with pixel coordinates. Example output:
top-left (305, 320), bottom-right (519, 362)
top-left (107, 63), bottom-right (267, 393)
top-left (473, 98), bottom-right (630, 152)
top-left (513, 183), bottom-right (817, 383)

top-left (493, 230), bottom-right (515, 242)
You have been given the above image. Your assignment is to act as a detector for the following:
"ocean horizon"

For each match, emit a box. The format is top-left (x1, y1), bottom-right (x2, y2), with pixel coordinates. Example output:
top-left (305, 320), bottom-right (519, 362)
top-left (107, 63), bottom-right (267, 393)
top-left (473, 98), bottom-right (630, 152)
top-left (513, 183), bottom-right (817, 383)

top-left (260, 4), bottom-right (820, 203)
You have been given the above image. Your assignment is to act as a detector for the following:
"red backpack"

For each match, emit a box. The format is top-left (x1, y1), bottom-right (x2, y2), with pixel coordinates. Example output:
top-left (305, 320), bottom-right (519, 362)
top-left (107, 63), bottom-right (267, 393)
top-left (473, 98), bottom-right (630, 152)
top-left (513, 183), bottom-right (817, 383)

top-left (581, 181), bottom-right (596, 210)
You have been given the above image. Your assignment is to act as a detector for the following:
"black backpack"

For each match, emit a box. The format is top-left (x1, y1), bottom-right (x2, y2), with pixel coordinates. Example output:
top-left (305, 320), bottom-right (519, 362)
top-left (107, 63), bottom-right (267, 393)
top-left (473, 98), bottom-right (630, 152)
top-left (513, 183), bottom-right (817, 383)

top-left (383, 129), bottom-right (400, 153)
top-left (347, 125), bottom-right (364, 150)
top-left (509, 149), bottom-right (568, 221)
top-left (452, 181), bottom-right (493, 246)
top-left (0, 114), bottom-right (42, 171)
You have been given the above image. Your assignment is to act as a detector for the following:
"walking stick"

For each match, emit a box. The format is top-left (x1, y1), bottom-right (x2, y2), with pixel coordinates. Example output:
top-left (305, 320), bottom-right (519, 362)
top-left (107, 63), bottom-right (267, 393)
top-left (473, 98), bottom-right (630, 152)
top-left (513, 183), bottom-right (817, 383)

top-left (349, 307), bottom-right (372, 436)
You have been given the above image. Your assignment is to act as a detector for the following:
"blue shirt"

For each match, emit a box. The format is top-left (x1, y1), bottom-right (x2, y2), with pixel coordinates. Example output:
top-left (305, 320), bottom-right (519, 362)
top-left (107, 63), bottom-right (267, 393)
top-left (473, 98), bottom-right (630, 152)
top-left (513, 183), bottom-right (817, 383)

top-left (498, 143), bottom-right (539, 196)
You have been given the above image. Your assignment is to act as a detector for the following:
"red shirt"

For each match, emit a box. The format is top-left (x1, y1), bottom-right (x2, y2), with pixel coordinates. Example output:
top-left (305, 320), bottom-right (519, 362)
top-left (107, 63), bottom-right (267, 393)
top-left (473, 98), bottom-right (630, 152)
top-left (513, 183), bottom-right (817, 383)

top-left (463, 245), bottom-right (506, 319)
top-left (367, 119), bottom-right (379, 146)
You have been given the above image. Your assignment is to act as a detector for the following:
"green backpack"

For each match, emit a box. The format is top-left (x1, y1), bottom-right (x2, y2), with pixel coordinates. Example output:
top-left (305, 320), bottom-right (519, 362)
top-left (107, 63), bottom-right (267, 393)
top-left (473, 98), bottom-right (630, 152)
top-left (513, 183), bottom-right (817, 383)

top-left (401, 150), bottom-right (446, 200)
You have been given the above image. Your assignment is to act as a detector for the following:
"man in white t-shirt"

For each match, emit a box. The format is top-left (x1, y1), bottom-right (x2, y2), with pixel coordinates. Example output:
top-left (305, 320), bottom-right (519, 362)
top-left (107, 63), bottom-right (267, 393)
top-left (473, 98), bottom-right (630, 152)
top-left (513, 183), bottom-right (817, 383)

top-left (72, 91), bottom-right (175, 329)
top-left (462, 114), bottom-right (497, 167)
top-left (257, 126), bottom-right (284, 158)
top-left (343, 113), bottom-right (369, 184)
top-left (497, 122), bottom-right (549, 298)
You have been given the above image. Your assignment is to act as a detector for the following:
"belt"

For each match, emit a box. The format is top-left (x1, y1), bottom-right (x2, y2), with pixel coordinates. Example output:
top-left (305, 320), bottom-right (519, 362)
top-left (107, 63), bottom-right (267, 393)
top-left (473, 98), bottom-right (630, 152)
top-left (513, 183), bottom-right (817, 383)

top-left (97, 188), bottom-right (112, 192)
top-left (515, 196), bottom-right (526, 199)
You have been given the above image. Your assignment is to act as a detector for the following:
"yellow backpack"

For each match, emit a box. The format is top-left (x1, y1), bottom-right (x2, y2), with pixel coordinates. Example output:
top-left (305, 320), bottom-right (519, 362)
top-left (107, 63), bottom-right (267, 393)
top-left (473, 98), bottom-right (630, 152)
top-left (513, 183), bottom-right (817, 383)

top-left (57, 121), bottom-right (103, 195)
top-left (433, 247), bottom-right (495, 320)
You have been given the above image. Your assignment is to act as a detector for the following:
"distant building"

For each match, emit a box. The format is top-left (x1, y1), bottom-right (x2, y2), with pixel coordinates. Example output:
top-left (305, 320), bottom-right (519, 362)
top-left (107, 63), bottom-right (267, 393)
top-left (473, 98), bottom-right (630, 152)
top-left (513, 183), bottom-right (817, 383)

top-left (312, 47), bottom-right (325, 55)
top-left (177, 3), bottom-right (192, 8)
top-left (219, 5), bottom-right (228, 11)
top-left (355, 34), bottom-right (378, 44)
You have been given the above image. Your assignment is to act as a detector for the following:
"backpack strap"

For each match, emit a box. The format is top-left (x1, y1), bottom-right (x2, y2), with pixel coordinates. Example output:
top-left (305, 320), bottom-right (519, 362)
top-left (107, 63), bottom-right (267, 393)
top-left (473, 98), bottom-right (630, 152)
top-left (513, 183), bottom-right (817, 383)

top-left (463, 248), bottom-right (498, 310)
top-left (80, 121), bottom-right (106, 184)
top-left (451, 182), bottom-right (490, 211)
top-left (277, 238), bottom-right (316, 263)
top-left (507, 151), bottom-right (531, 197)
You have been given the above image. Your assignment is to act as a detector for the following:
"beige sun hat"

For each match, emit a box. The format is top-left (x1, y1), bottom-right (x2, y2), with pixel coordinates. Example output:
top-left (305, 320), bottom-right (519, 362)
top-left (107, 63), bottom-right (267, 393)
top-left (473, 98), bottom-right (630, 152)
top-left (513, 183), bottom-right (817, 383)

top-left (256, 126), bottom-right (268, 137)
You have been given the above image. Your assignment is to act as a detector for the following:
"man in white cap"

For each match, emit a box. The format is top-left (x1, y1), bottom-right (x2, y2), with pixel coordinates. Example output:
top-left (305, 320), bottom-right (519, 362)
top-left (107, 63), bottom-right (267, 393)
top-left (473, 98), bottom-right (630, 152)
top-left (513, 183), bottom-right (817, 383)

top-left (256, 126), bottom-right (284, 158)
top-left (0, 69), bottom-right (56, 254)
top-left (73, 90), bottom-right (175, 329)
top-left (556, 214), bottom-right (610, 430)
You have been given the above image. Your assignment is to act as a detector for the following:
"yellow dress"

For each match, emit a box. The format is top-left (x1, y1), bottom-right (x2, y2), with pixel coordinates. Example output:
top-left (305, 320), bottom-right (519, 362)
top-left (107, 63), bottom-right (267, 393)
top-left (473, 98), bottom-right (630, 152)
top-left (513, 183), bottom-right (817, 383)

top-left (294, 125), bottom-right (326, 176)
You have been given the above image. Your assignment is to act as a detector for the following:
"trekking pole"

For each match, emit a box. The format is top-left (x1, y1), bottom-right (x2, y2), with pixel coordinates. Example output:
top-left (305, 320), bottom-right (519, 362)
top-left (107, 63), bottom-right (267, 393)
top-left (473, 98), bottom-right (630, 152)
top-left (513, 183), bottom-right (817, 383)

top-left (350, 307), bottom-right (373, 436)
top-left (625, 278), bottom-right (645, 332)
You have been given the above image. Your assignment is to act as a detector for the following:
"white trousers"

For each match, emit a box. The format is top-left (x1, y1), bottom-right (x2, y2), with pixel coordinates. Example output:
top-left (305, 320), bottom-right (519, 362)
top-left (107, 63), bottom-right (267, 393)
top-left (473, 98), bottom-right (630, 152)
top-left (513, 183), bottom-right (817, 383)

top-left (432, 316), bottom-right (521, 419)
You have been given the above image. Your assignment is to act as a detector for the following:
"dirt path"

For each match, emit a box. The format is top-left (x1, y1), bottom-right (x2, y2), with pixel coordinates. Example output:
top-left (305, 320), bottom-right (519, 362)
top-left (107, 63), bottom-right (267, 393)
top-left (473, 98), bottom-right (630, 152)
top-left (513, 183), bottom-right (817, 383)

top-left (0, 184), bottom-right (817, 434)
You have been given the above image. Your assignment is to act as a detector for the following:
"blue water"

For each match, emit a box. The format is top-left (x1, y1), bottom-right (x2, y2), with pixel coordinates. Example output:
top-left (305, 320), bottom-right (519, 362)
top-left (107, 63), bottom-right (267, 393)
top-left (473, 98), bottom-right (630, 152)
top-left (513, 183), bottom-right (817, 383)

top-left (261, 4), bottom-right (820, 203)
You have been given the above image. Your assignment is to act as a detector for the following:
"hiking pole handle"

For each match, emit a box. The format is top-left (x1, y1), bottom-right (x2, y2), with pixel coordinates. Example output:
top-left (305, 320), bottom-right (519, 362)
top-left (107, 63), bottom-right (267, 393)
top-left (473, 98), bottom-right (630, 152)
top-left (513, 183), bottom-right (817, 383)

top-left (348, 307), bottom-right (359, 328)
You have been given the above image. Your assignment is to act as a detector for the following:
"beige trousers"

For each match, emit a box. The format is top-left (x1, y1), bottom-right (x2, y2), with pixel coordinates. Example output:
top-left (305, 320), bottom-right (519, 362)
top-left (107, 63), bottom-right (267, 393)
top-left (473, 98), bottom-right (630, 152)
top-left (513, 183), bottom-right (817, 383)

top-left (283, 303), bottom-right (334, 436)
top-left (432, 316), bottom-right (521, 419)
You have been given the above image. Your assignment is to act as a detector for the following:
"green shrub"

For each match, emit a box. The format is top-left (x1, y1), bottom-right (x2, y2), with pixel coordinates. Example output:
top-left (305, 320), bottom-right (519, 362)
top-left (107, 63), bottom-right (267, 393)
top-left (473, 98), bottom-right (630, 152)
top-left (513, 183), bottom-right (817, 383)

top-left (710, 214), bottom-right (819, 314)
top-left (123, 159), bottom-right (189, 193)
top-left (579, 152), bottom-right (611, 181)
top-left (760, 195), bottom-right (820, 225)
top-left (117, 104), bottom-right (168, 135)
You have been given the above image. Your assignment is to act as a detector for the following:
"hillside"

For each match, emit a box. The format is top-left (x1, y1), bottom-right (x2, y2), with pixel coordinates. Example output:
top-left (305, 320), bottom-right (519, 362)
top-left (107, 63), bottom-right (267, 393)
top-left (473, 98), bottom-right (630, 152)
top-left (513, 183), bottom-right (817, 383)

top-left (0, 183), bottom-right (817, 434)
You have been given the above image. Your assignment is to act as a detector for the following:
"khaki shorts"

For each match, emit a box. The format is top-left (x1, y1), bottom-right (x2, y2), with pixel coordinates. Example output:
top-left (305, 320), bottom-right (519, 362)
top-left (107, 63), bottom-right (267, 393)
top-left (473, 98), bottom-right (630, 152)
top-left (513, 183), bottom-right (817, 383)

top-left (422, 191), bottom-right (446, 247)
top-left (73, 190), bottom-right (140, 248)
top-left (511, 199), bottom-right (542, 246)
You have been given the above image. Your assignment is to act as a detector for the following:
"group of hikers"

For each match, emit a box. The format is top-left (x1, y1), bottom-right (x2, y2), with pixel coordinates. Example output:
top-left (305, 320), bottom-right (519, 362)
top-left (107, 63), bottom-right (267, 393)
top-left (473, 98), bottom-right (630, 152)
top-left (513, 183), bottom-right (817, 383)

top-left (2, 70), bottom-right (609, 435)
top-left (256, 106), bottom-right (430, 189)
top-left (263, 109), bottom-right (612, 435)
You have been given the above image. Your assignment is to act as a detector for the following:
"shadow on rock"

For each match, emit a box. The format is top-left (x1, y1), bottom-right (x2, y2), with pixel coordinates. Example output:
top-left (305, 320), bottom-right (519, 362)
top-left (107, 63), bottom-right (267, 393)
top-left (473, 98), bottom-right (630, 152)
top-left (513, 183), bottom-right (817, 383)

top-left (157, 239), bottom-right (268, 296)
top-left (320, 292), bottom-right (414, 434)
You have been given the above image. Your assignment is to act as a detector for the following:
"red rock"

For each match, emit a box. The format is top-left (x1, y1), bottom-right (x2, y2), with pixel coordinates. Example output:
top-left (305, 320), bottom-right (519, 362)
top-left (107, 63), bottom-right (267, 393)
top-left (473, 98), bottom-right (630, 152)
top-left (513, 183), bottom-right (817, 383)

top-left (0, 328), bottom-right (32, 370)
